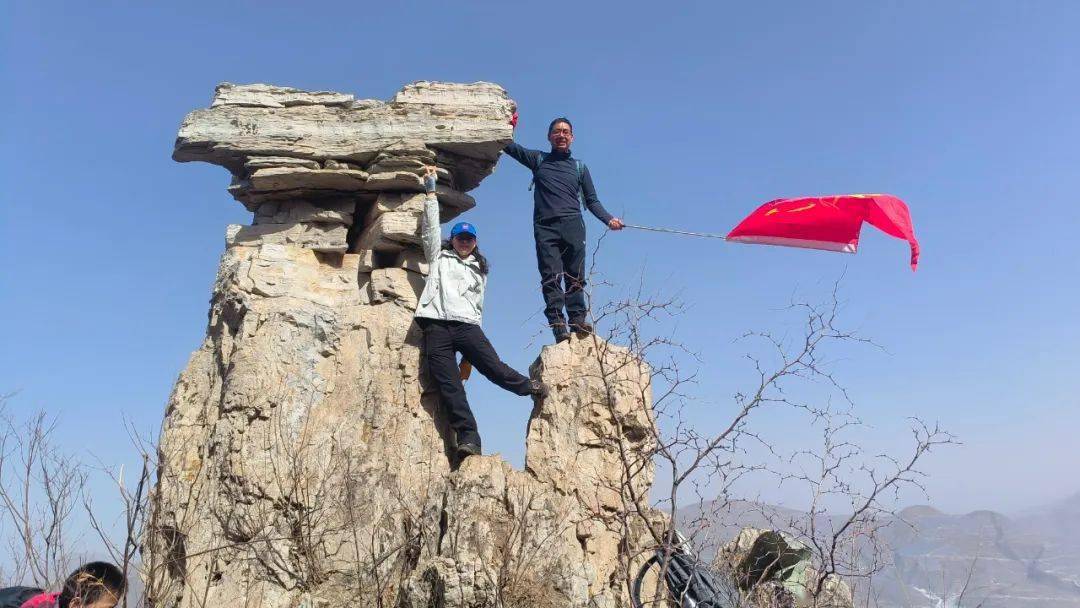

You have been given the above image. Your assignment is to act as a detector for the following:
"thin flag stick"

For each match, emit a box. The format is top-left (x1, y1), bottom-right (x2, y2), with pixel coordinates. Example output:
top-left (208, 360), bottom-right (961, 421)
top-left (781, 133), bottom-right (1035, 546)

top-left (622, 223), bottom-right (730, 240)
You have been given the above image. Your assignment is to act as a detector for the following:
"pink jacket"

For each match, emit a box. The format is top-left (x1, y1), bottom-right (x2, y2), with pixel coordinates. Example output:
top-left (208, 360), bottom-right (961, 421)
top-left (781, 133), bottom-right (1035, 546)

top-left (20, 592), bottom-right (59, 608)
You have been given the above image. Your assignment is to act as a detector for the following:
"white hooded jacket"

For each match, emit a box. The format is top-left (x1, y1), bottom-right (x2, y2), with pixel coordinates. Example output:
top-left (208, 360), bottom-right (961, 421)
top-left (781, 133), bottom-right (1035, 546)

top-left (414, 193), bottom-right (486, 325)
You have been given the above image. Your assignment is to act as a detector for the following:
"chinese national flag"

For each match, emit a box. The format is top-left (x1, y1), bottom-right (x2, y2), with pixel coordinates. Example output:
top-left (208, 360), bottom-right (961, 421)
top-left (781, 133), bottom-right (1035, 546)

top-left (726, 194), bottom-right (920, 270)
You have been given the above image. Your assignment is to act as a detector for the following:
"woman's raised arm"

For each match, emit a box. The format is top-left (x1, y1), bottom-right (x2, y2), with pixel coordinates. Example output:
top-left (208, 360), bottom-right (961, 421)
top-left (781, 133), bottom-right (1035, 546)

top-left (420, 167), bottom-right (441, 263)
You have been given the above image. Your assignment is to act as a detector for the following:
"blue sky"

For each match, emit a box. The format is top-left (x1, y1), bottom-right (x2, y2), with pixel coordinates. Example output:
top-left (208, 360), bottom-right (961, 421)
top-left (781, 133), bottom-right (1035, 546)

top-left (2, 1), bottom-right (1078, 516)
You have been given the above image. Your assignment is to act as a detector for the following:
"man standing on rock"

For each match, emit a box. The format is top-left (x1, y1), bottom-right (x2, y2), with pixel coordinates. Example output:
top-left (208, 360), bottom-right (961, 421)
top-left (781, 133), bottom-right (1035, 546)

top-left (502, 115), bottom-right (624, 343)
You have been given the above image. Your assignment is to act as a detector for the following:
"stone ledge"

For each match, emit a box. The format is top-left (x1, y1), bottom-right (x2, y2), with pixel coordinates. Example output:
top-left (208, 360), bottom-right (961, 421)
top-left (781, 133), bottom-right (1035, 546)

top-left (355, 211), bottom-right (421, 253)
top-left (211, 82), bottom-right (356, 108)
top-left (369, 268), bottom-right (425, 308)
top-left (226, 222), bottom-right (348, 253)
top-left (174, 81), bottom-right (514, 191)
top-left (253, 200), bottom-right (355, 226)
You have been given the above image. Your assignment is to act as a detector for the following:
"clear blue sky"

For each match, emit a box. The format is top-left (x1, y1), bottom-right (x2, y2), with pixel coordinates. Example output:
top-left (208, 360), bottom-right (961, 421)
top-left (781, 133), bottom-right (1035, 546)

top-left (2, 1), bottom-right (1078, 515)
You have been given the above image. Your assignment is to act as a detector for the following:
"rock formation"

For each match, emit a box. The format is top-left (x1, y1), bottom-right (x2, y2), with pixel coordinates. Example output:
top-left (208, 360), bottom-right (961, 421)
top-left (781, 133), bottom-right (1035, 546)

top-left (719, 529), bottom-right (854, 608)
top-left (147, 82), bottom-right (662, 608)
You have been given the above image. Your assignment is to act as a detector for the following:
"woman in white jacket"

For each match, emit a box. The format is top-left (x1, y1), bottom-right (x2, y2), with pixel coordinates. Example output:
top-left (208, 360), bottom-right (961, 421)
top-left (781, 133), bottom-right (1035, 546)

top-left (415, 168), bottom-right (547, 459)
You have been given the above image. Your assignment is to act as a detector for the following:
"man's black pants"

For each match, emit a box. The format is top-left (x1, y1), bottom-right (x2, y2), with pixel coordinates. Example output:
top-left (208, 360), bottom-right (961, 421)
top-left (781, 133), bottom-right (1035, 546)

top-left (417, 318), bottom-right (533, 449)
top-left (534, 215), bottom-right (587, 331)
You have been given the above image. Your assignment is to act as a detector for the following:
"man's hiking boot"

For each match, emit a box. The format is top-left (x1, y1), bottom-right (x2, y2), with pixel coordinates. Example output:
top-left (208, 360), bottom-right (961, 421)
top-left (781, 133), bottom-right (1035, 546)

top-left (552, 322), bottom-right (571, 344)
top-left (528, 379), bottom-right (550, 399)
top-left (569, 318), bottom-right (594, 336)
top-left (456, 442), bottom-right (481, 458)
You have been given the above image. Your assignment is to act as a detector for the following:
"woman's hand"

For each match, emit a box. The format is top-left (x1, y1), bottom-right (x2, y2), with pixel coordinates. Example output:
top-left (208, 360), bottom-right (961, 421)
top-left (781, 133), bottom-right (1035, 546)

top-left (423, 166), bottom-right (438, 194)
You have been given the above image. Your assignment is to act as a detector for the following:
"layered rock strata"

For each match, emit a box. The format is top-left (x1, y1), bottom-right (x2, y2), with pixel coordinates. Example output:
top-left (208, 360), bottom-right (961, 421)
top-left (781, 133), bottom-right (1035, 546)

top-left (174, 81), bottom-right (509, 253)
top-left (147, 82), bottom-right (662, 608)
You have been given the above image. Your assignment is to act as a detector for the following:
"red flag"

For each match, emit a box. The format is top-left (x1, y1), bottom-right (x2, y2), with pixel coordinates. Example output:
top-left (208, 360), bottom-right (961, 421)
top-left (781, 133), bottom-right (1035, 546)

top-left (726, 194), bottom-right (920, 270)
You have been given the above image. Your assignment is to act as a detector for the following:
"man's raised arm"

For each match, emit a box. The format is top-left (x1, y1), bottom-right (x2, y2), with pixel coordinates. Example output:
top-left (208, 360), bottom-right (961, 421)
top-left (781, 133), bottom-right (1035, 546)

top-left (502, 141), bottom-right (542, 171)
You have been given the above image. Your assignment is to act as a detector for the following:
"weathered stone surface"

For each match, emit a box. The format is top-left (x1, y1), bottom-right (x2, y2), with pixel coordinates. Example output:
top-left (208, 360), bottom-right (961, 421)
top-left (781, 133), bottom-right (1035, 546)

top-left (149, 243), bottom-right (442, 608)
top-left (400, 456), bottom-right (588, 608)
top-left (357, 247), bottom-right (429, 275)
top-left (250, 166), bottom-right (370, 192)
top-left (350, 99), bottom-right (383, 110)
top-left (393, 248), bottom-right (429, 275)
top-left (152, 80), bottom-right (661, 608)
top-left (356, 249), bottom-right (379, 273)
top-left (400, 338), bottom-right (664, 608)
top-left (226, 221), bottom-right (349, 253)
top-left (355, 210), bottom-right (421, 252)
top-left (174, 81), bottom-right (514, 191)
top-left (245, 156), bottom-right (322, 171)
top-left (367, 156), bottom-right (426, 174)
top-left (371, 191), bottom-right (426, 216)
top-left (366, 156), bottom-right (452, 185)
top-left (526, 337), bottom-right (657, 512)
top-left (253, 200), bottom-right (355, 225)
top-left (322, 159), bottom-right (364, 171)
top-left (393, 81), bottom-right (506, 109)
top-left (211, 82), bottom-right (356, 108)
top-left (370, 146), bottom-right (437, 164)
top-left (364, 170), bottom-right (424, 192)
top-left (369, 268), bottom-right (424, 307)
top-left (150, 257), bottom-right (661, 608)
top-left (227, 170), bottom-right (372, 209)
top-left (369, 190), bottom-right (474, 224)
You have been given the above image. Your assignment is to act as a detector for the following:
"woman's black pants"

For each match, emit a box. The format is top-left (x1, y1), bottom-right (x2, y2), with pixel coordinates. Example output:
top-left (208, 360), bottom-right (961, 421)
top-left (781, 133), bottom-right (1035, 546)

top-left (417, 318), bottom-right (533, 449)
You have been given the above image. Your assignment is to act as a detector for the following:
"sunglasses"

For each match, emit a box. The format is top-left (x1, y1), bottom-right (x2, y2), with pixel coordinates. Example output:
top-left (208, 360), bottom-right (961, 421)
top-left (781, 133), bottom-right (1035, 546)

top-left (453, 234), bottom-right (476, 242)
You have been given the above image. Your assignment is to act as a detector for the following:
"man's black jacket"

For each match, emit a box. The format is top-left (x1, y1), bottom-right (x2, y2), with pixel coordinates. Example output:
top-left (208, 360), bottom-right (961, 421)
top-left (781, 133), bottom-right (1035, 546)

top-left (503, 143), bottom-right (614, 225)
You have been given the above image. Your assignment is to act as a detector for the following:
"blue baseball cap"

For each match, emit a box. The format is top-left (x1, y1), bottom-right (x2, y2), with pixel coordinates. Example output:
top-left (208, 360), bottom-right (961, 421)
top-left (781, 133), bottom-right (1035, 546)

top-left (451, 222), bottom-right (477, 238)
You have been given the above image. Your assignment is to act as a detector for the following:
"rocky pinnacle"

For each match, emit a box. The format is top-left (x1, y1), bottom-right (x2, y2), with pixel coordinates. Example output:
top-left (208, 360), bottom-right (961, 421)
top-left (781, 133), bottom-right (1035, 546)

top-left (146, 82), bottom-right (662, 608)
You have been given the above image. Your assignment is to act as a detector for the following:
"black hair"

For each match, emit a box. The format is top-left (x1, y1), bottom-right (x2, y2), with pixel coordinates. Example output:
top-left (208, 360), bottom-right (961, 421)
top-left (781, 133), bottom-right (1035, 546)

top-left (441, 239), bottom-right (489, 275)
top-left (548, 117), bottom-right (573, 134)
top-left (58, 561), bottom-right (126, 608)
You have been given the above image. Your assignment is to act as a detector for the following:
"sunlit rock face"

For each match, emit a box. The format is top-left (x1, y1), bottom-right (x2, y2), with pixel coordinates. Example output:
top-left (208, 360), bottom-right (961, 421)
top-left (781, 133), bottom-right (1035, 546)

top-left (147, 81), bottom-right (661, 608)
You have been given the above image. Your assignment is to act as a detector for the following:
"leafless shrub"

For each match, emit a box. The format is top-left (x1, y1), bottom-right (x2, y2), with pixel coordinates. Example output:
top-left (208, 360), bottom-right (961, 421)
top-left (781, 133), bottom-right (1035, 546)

top-left (778, 412), bottom-right (956, 602)
top-left (81, 419), bottom-right (163, 608)
top-left (0, 395), bottom-right (87, 588)
top-left (571, 236), bottom-right (955, 608)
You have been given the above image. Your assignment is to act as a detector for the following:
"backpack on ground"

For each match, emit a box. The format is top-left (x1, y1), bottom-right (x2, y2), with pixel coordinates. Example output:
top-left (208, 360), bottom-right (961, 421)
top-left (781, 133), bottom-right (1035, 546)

top-left (0, 586), bottom-right (44, 608)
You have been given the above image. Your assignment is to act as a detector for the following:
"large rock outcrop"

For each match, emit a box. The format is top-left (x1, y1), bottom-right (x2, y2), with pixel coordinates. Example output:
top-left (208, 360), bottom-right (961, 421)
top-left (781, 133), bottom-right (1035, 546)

top-left (719, 529), bottom-right (854, 608)
top-left (146, 82), bottom-right (662, 608)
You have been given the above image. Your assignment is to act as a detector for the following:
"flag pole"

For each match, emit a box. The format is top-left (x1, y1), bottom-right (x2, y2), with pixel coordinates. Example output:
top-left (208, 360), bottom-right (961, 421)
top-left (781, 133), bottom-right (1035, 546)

top-left (622, 224), bottom-right (730, 240)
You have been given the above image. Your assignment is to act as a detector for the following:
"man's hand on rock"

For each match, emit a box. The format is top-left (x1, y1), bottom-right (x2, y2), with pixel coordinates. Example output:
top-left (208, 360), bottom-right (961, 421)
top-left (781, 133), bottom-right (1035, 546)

top-left (423, 166), bottom-right (438, 194)
top-left (608, 217), bottom-right (625, 231)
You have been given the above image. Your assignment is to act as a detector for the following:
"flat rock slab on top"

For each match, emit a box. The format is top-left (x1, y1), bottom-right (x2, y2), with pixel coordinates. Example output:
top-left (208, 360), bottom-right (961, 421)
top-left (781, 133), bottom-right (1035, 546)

top-left (174, 81), bottom-right (515, 191)
top-left (210, 83), bottom-right (357, 108)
